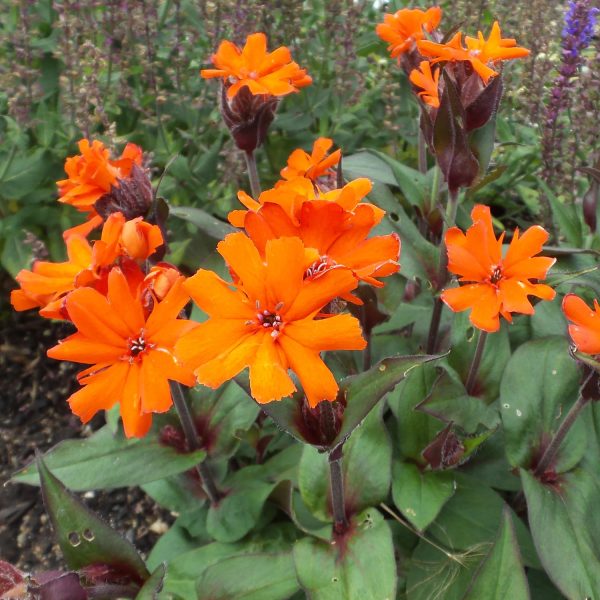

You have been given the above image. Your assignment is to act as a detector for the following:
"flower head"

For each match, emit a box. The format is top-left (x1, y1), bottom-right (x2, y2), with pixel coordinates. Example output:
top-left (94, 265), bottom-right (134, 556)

top-left (201, 32), bottom-right (312, 99)
top-left (376, 7), bottom-right (442, 59)
top-left (176, 233), bottom-right (366, 407)
top-left (409, 61), bottom-right (440, 108)
top-left (57, 139), bottom-right (143, 215)
top-left (280, 137), bottom-right (341, 182)
top-left (47, 268), bottom-right (197, 438)
top-left (563, 294), bottom-right (600, 354)
top-left (11, 212), bottom-right (163, 318)
top-left (229, 177), bottom-right (381, 227)
top-left (441, 205), bottom-right (556, 332)
top-left (418, 22), bottom-right (530, 84)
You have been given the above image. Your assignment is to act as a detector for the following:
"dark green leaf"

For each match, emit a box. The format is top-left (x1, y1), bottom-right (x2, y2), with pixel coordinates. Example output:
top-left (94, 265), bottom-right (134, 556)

top-left (521, 468), bottom-right (600, 598)
top-left (0, 149), bottom-right (54, 200)
top-left (197, 553), bottom-right (300, 600)
top-left (37, 455), bottom-right (149, 580)
top-left (416, 367), bottom-right (500, 434)
top-left (206, 467), bottom-right (276, 542)
top-left (342, 151), bottom-right (397, 186)
top-left (169, 205), bottom-right (236, 240)
top-left (331, 353), bottom-right (446, 452)
top-left (392, 462), bottom-right (455, 531)
top-left (294, 509), bottom-right (396, 600)
top-left (429, 473), bottom-right (539, 568)
top-left (500, 337), bottom-right (582, 471)
top-left (1, 231), bottom-right (33, 278)
top-left (14, 426), bottom-right (206, 491)
top-left (463, 508), bottom-right (530, 599)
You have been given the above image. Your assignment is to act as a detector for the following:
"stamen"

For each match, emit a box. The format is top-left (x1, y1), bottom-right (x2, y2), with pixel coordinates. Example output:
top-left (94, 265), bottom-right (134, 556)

top-left (490, 265), bottom-right (503, 284)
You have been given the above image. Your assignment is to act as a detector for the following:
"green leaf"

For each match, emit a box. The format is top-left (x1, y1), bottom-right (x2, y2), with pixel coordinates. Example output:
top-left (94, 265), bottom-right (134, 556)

top-left (343, 150), bottom-right (397, 187)
top-left (197, 553), bottom-right (300, 600)
top-left (429, 473), bottom-right (539, 568)
top-left (1, 231), bottom-right (33, 278)
top-left (392, 462), bottom-right (456, 531)
top-left (135, 563), bottom-right (166, 600)
top-left (0, 148), bottom-right (54, 200)
top-left (190, 381), bottom-right (260, 459)
top-left (206, 467), bottom-right (276, 542)
top-left (405, 539), bottom-right (484, 600)
top-left (258, 353), bottom-right (443, 452)
top-left (538, 178), bottom-right (583, 247)
top-left (294, 509), bottom-right (396, 600)
top-left (37, 455), bottom-right (149, 580)
top-left (521, 468), bottom-right (600, 598)
top-left (299, 411), bottom-right (392, 522)
top-left (463, 508), bottom-right (530, 600)
top-left (388, 363), bottom-right (446, 462)
top-left (416, 367), bottom-right (500, 434)
top-left (331, 353), bottom-right (445, 453)
top-left (169, 205), bottom-right (236, 240)
top-left (14, 426), bottom-right (206, 491)
top-left (500, 337), bottom-right (582, 471)
top-left (449, 313), bottom-right (510, 402)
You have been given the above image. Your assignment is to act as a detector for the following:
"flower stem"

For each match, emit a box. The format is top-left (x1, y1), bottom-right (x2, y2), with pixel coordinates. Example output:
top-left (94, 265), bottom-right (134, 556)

top-left (244, 150), bottom-right (262, 198)
top-left (328, 444), bottom-right (348, 535)
top-left (426, 188), bottom-right (459, 353)
top-left (465, 330), bottom-right (488, 395)
top-left (533, 371), bottom-right (594, 478)
top-left (418, 125), bottom-right (427, 174)
top-left (170, 382), bottom-right (221, 505)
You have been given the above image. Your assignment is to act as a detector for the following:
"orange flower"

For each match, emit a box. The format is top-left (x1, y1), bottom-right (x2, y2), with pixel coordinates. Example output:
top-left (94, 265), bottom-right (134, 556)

top-left (201, 32), bottom-right (312, 99)
top-left (47, 268), bottom-right (197, 438)
top-left (175, 233), bottom-right (366, 407)
top-left (243, 201), bottom-right (400, 289)
top-left (229, 177), bottom-right (382, 227)
top-left (418, 22), bottom-right (530, 84)
top-left (376, 7), bottom-right (442, 58)
top-left (409, 61), bottom-right (440, 108)
top-left (563, 295), bottom-right (600, 354)
top-left (11, 212), bottom-right (163, 318)
top-left (57, 139), bottom-right (143, 214)
top-left (441, 205), bottom-right (555, 332)
top-left (280, 137), bottom-right (341, 182)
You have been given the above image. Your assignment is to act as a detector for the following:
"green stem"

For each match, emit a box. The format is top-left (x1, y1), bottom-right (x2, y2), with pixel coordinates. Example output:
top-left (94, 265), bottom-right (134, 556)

top-left (170, 382), bottom-right (221, 505)
top-left (533, 371), bottom-right (594, 477)
top-left (429, 165), bottom-right (441, 212)
top-left (328, 444), bottom-right (348, 535)
top-left (418, 124), bottom-right (427, 174)
top-left (426, 188), bottom-right (459, 353)
top-left (244, 150), bottom-right (261, 198)
top-left (465, 330), bottom-right (487, 395)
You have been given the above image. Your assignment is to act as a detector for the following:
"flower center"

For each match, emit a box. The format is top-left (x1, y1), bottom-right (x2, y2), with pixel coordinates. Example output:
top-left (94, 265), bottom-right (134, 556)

top-left (489, 265), bottom-right (503, 284)
top-left (127, 330), bottom-right (153, 361)
top-left (305, 255), bottom-right (338, 279)
top-left (255, 309), bottom-right (283, 339)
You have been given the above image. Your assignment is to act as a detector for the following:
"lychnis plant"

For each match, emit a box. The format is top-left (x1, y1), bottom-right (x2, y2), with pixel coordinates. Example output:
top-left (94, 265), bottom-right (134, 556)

top-left (5, 5), bottom-right (600, 600)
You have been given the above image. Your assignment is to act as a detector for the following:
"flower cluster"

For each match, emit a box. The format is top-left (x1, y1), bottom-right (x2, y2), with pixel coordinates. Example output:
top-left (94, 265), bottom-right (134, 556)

top-left (176, 137), bottom-right (401, 407)
top-left (11, 140), bottom-right (196, 437)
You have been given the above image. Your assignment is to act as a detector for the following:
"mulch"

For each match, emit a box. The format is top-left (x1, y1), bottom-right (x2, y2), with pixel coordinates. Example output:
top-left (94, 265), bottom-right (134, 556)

top-left (0, 272), bottom-right (173, 573)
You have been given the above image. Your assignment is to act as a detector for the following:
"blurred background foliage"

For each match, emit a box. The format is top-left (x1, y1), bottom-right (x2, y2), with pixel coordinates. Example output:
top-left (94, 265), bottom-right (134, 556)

top-left (0, 0), bottom-right (597, 278)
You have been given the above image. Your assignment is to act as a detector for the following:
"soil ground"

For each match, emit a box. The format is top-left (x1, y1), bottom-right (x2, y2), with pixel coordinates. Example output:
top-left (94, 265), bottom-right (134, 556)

top-left (0, 272), bottom-right (173, 573)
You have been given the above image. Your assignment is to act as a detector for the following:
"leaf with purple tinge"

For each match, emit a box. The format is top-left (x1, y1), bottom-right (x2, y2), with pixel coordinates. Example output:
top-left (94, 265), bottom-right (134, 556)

top-left (37, 454), bottom-right (149, 583)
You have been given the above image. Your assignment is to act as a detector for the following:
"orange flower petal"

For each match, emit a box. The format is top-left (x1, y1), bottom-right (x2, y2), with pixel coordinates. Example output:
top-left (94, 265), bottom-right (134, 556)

top-left (140, 353), bottom-right (173, 414)
top-left (120, 363), bottom-right (153, 438)
top-left (278, 335), bottom-right (338, 408)
top-left (249, 334), bottom-right (296, 403)
top-left (284, 313), bottom-right (366, 352)
top-left (47, 334), bottom-right (125, 364)
top-left (441, 283), bottom-right (501, 332)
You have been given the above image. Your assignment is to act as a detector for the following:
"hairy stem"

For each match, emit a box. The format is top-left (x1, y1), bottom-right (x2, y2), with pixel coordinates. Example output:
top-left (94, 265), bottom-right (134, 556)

top-left (533, 371), bottom-right (594, 478)
top-left (465, 330), bottom-right (488, 395)
top-left (170, 382), bottom-right (221, 505)
top-left (329, 445), bottom-right (348, 534)
top-left (244, 150), bottom-right (262, 198)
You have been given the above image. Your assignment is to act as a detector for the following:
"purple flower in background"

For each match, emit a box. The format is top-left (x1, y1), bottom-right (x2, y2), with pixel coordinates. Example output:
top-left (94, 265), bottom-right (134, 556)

top-left (542, 0), bottom-right (598, 179)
